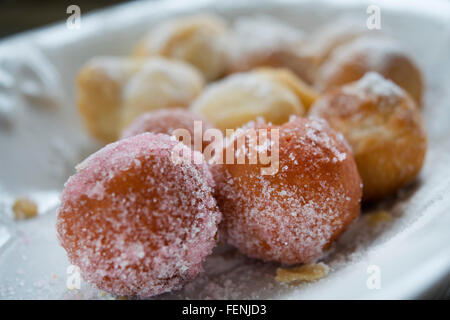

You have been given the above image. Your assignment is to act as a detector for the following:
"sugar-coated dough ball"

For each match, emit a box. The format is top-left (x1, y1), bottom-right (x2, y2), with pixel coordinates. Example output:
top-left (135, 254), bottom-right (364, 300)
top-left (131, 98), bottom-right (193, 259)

top-left (77, 57), bottom-right (144, 143)
top-left (121, 58), bottom-right (204, 130)
top-left (255, 68), bottom-right (319, 111)
top-left (121, 108), bottom-right (213, 153)
top-left (134, 14), bottom-right (230, 81)
top-left (57, 133), bottom-right (221, 297)
top-left (310, 72), bottom-right (427, 202)
top-left (190, 71), bottom-right (305, 132)
top-left (213, 117), bottom-right (362, 264)
top-left (316, 36), bottom-right (424, 106)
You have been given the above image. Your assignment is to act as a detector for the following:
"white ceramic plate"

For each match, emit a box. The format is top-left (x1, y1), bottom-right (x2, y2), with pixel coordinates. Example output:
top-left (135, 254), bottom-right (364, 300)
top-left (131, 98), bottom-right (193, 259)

top-left (0, 0), bottom-right (449, 299)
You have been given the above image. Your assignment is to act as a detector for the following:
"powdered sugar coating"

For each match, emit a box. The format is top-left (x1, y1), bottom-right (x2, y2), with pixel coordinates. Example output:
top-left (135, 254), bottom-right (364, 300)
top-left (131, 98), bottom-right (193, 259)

top-left (213, 117), bottom-right (362, 264)
top-left (343, 72), bottom-right (403, 99)
top-left (57, 133), bottom-right (221, 297)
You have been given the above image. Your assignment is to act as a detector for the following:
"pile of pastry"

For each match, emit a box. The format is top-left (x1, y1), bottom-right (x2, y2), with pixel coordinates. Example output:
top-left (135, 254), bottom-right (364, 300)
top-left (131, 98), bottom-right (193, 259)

top-left (56, 14), bottom-right (427, 297)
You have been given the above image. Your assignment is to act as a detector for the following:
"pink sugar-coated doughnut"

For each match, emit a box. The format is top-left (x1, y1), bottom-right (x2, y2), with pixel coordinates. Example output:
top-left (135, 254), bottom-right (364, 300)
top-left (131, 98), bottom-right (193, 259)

top-left (213, 117), bottom-right (362, 264)
top-left (56, 133), bottom-right (221, 297)
top-left (121, 108), bottom-right (213, 153)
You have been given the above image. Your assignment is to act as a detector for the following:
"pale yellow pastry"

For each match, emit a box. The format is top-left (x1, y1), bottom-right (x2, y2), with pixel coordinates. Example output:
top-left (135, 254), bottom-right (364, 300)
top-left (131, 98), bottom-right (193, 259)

top-left (190, 71), bottom-right (305, 132)
top-left (77, 57), bottom-right (204, 143)
top-left (316, 36), bottom-right (424, 106)
top-left (309, 72), bottom-right (427, 202)
top-left (120, 57), bottom-right (204, 130)
top-left (134, 14), bottom-right (230, 81)
top-left (77, 57), bottom-right (144, 143)
top-left (255, 67), bottom-right (319, 111)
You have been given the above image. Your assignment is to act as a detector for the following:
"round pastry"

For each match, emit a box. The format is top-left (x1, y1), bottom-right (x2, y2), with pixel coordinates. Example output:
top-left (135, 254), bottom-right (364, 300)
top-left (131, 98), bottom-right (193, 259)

top-left (77, 57), bottom-right (144, 143)
top-left (212, 117), bottom-right (362, 264)
top-left (227, 16), bottom-right (315, 83)
top-left (77, 57), bottom-right (204, 143)
top-left (302, 17), bottom-right (372, 68)
top-left (121, 57), bottom-right (204, 130)
top-left (121, 108), bottom-right (214, 153)
top-left (190, 71), bottom-right (305, 132)
top-left (134, 14), bottom-right (230, 81)
top-left (316, 36), bottom-right (424, 106)
top-left (57, 133), bottom-right (221, 297)
top-left (309, 72), bottom-right (427, 202)
top-left (255, 67), bottom-right (319, 111)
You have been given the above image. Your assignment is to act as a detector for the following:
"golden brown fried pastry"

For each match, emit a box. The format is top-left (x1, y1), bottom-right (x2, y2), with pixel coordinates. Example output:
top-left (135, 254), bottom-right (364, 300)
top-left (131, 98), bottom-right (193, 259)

top-left (134, 14), bottom-right (230, 81)
top-left (316, 36), bottom-right (424, 106)
top-left (77, 57), bottom-right (144, 143)
top-left (190, 70), bottom-right (305, 132)
top-left (255, 67), bottom-right (319, 111)
top-left (77, 57), bottom-right (204, 143)
top-left (310, 72), bottom-right (427, 201)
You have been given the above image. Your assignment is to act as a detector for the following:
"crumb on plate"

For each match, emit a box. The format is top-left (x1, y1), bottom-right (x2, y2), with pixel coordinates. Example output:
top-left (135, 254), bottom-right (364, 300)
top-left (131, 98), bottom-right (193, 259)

top-left (275, 262), bottom-right (329, 283)
top-left (367, 210), bottom-right (392, 227)
top-left (12, 197), bottom-right (38, 220)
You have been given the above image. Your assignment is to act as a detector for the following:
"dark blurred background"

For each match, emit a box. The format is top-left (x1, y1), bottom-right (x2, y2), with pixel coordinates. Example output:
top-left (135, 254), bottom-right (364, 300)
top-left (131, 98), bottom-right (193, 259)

top-left (0, 0), bottom-right (135, 39)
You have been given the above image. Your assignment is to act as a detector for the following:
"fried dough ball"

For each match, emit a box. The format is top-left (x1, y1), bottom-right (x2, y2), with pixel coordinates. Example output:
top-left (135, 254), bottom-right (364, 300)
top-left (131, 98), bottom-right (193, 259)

top-left (255, 68), bottom-right (319, 111)
top-left (227, 16), bottom-right (315, 83)
top-left (302, 17), bottom-right (372, 68)
top-left (310, 72), bottom-right (427, 202)
top-left (227, 17), bottom-right (378, 86)
top-left (77, 57), bottom-right (144, 143)
top-left (77, 57), bottom-right (204, 143)
top-left (121, 57), bottom-right (204, 130)
top-left (134, 14), bottom-right (230, 81)
top-left (121, 108), bottom-right (214, 153)
top-left (57, 133), bottom-right (221, 297)
top-left (212, 117), bottom-right (362, 264)
top-left (316, 36), bottom-right (424, 106)
top-left (190, 71), bottom-right (305, 132)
